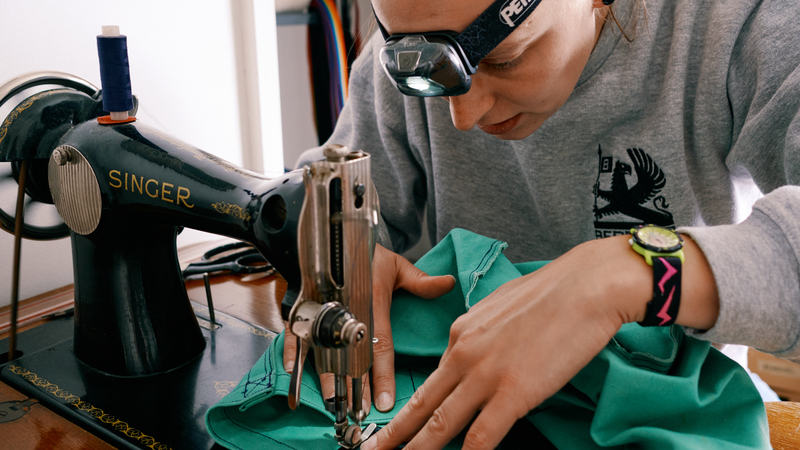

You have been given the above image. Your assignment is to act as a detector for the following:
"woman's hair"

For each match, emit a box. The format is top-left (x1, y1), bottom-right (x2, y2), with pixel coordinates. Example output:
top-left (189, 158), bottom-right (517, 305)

top-left (363, 0), bottom-right (649, 47)
top-left (355, 0), bottom-right (649, 67)
top-left (608, 0), bottom-right (648, 43)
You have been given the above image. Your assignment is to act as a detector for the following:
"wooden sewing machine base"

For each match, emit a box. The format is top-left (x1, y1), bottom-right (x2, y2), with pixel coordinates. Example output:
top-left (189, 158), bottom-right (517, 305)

top-left (1, 240), bottom-right (799, 449)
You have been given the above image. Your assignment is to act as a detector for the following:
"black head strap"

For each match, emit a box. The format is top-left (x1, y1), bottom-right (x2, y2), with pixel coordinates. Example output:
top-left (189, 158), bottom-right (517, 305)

top-left (374, 0), bottom-right (544, 67)
top-left (456, 0), bottom-right (543, 66)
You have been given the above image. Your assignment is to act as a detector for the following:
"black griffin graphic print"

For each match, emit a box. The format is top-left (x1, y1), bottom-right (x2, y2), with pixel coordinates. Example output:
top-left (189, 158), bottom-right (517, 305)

top-left (593, 146), bottom-right (674, 238)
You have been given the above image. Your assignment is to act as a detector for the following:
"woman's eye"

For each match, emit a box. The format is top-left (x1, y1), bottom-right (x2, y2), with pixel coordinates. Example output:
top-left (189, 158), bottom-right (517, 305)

top-left (483, 56), bottom-right (523, 72)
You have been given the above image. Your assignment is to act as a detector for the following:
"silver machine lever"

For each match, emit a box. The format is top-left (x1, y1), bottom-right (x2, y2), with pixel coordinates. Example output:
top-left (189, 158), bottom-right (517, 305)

top-left (288, 336), bottom-right (309, 410)
top-left (287, 144), bottom-right (379, 447)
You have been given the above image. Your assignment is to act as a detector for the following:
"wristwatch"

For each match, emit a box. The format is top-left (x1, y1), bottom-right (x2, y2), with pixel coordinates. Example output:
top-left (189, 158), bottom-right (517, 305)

top-left (629, 225), bottom-right (684, 327)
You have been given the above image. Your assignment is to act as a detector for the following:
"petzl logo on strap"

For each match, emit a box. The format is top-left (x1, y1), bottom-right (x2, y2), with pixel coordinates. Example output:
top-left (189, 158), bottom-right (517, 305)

top-left (500, 0), bottom-right (536, 27)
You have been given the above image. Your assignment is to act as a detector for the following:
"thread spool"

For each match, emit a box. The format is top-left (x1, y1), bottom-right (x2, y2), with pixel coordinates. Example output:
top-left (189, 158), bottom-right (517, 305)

top-left (97, 25), bottom-right (134, 121)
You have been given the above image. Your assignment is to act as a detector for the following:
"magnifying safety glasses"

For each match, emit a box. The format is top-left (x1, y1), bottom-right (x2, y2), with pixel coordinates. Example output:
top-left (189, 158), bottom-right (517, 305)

top-left (375, 0), bottom-right (544, 97)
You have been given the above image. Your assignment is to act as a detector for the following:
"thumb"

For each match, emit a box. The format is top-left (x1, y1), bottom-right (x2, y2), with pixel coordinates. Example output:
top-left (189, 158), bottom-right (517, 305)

top-left (282, 322), bottom-right (298, 374)
top-left (393, 256), bottom-right (456, 299)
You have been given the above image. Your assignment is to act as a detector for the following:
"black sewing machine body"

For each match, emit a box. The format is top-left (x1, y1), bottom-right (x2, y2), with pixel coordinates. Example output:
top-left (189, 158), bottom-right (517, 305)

top-left (54, 117), bottom-right (306, 377)
top-left (2, 87), bottom-right (306, 375)
top-left (0, 85), bottom-right (315, 448)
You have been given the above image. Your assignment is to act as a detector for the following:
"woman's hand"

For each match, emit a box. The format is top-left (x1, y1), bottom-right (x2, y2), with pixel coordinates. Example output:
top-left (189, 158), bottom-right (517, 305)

top-left (362, 235), bottom-right (719, 450)
top-left (282, 243), bottom-right (456, 413)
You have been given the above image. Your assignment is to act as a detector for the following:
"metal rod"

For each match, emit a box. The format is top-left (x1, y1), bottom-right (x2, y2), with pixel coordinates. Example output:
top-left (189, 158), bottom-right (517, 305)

top-left (334, 374), bottom-right (349, 427)
top-left (9, 160), bottom-right (29, 362)
top-left (203, 273), bottom-right (216, 324)
top-left (335, 375), bottom-right (347, 410)
top-left (351, 377), bottom-right (363, 424)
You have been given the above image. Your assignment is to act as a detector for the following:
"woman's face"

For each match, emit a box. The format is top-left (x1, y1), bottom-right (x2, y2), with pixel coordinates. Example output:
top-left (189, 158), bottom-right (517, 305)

top-left (374, 0), bottom-right (608, 140)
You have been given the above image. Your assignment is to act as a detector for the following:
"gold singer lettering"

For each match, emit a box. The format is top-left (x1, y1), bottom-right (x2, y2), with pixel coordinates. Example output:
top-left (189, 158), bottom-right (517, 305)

top-left (161, 182), bottom-right (174, 203)
top-left (145, 179), bottom-right (158, 198)
top-left (131, 174), bottom-right (144, 194)
top-left (108, 169), bottom-right (194, 208)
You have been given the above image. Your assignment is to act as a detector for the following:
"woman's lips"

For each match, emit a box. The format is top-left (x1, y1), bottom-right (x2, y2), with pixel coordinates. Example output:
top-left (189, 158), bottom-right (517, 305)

top-left (478, 114), bottom-right (522, 135)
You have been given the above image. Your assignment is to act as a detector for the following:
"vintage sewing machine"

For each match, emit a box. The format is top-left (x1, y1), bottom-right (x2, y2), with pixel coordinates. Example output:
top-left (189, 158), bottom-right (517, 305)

top-left (0, 30), bottom-right (377, 449)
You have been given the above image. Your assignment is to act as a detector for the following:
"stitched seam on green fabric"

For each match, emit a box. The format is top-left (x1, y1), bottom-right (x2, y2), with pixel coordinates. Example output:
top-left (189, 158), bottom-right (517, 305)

top-left (241, 350), bottom-right (275, 399)
top-left (605, 328), bottom-right (684, 373)
top-left (273, 372), bottom-right (332, 419)
top-left (269, 334), bottom-right (325, 403)
top-left (258, 336), bottom-right (383, 422)
top-left (274, 373), bottom-right (325, 396)
top-left (221, 406), bottom-right (298, 449)
top-left (669, 324), bottom-right (683, 357)
top-left (606, 342), bottom-right (672, 372)
top-left (241, 335), bottom-right (329, 413)
top-left (396, 367), bottom-right (422, 403)
top-left (465, 240), bottom-right (508, 310)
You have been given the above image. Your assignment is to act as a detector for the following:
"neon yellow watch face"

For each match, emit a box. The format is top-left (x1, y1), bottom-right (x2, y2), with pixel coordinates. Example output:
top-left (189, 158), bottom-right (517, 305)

top-left (637, 226), bottom-right (680, 250)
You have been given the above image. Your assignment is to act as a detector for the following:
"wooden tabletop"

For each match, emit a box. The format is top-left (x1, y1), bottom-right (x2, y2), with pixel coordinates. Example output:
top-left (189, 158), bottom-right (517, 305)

top-left (0, 238), bottom-right (287, 342)
top-left (176, 236), bottom-right (287, 334)
top-left (2, 238), bottom-right (800, 449)
top-left (0, 238), bottom-right (286, 449)
top-left (0, 381), bottom-right (117, 450)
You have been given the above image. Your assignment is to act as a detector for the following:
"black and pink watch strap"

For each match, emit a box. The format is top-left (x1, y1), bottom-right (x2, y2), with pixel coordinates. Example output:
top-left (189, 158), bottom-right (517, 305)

top-left (639, 256), bottom-right (682, 327)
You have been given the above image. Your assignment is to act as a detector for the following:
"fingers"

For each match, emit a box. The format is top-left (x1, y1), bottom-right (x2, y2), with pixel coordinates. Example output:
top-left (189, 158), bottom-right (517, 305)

top-left (364, 366), bottom-right (463, 450)
top-left (460, 396), bottom-right (520, 450)
top-left (371, 324), bottom-right (396, 412)
top-left (370, 245), bottom-right (456, 413)
top-left (283, 321), bottom-right (297, 374)
top-left (394, 257), bottom-right (456, 299)
top-left (361, 373), bottom-right (372, 415)
top-left (405, 383), bottom-right (487, 450)
top-left (371, 245), bottom-right (398, 412)
top-left (373, 244), bottom-right (455, 300)
top-left (372, 278), bottom-right (397, 412)
top-left (363, 374), bottom-right (522, 450)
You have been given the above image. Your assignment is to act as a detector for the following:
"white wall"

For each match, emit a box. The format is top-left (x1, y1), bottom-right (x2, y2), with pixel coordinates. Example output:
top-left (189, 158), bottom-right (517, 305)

top-left (0, 0), bottom-right (283, 307)
top-left (277, 24), bottom-right (318, 169)
top-left (278, 0), bottom-right (377, 169)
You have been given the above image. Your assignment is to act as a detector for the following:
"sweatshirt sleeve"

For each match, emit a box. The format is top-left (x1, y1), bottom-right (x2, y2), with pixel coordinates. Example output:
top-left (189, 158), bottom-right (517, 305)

top-left (679, 0), bottom-right (800, 362)
top-left (680, 188), bottom-right (800, 361)
top-left (296, 33), bottom-right (429, 254)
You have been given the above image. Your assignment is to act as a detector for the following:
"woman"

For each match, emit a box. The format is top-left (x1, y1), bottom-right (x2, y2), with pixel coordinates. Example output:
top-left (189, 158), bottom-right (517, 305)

top-left (288, 0), bottom-right (800, 448)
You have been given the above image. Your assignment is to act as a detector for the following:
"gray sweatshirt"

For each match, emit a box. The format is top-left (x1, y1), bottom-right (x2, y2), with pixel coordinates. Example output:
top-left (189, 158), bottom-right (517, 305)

top-left (299, 0), bottom-right (800, 361)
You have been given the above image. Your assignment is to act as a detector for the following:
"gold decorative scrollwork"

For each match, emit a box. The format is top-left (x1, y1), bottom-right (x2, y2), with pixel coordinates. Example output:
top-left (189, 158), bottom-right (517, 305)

top-left (190, 304), bottom-right (273, 339)
top-left (7, 365), bottom-right (172, 450)
top-left (0, 90), bottom-right (59, 149)
top-left (211, 202), bottom-right (251, 221)
top-left (215, 313), bottom-right (273, 338)
top-left (214, 381), bottom-right (238, 398)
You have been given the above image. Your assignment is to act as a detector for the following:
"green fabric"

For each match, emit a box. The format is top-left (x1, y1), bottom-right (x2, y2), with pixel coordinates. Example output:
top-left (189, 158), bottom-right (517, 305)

top-left (205, 331), bottom-right (447, 450)
top-left (206, 228), bottom-right (770, 449)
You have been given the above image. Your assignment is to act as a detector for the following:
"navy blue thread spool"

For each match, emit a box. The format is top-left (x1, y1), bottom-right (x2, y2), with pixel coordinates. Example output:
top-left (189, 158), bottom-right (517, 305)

top-left (97, 26), bottom-right (134, 120)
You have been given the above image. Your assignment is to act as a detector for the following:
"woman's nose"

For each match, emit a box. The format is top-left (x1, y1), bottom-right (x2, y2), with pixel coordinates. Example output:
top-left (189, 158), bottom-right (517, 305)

top-left (446, 75), bottom-right (494, 131)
